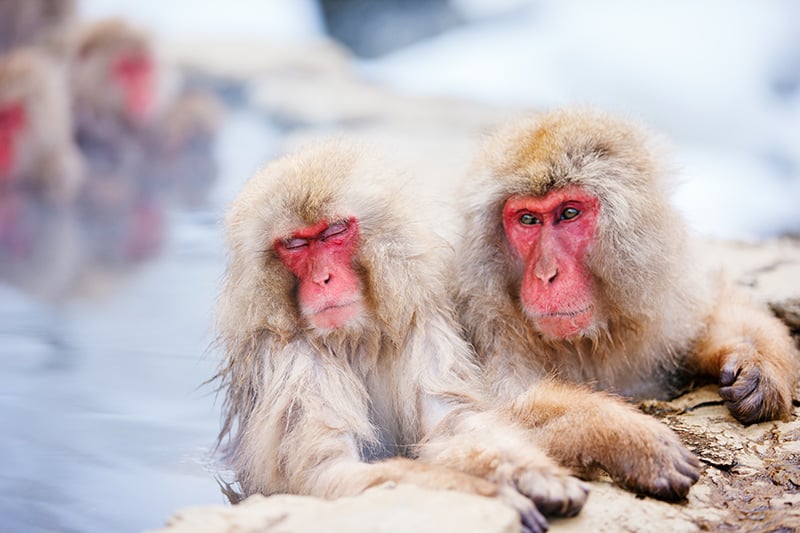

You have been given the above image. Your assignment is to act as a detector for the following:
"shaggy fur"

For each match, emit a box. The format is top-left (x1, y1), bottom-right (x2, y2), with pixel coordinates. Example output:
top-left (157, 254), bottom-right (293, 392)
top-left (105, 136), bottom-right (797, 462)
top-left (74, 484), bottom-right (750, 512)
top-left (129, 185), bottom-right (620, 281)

top-left (214, 141), bottom-right (589, 531)
top-left (0, 48), bottom-right (83, 203)
top-left (454, 108), bottom-right (798, 494)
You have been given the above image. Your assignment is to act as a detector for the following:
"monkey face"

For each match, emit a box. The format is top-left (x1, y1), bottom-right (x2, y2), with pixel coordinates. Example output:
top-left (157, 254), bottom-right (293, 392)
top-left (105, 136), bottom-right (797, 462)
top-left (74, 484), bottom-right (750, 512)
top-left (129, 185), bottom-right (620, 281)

top-left (0, 101), bottom-right (26, 176)
top-left (502, 186), bottom-right (599, 339)
top-left (274, 217), bottom-right (366, 331)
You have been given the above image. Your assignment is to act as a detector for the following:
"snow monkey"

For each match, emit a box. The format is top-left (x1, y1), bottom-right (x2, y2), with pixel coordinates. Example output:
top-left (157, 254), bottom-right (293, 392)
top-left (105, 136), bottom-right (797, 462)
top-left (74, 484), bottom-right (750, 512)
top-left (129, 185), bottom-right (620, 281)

top-left (214, 141), bottom-right (591, 533)
top-left (454, 107), bottom-right (798, 491)
top-left (0, 48), bottom-right (83, 203)
top-left (69, 19), bottom-right (161, 143)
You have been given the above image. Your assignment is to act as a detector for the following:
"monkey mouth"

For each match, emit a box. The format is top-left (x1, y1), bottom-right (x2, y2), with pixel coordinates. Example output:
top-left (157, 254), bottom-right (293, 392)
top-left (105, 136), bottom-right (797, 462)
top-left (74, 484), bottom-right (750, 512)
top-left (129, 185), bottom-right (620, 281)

top-left (532, 306), bottom-right (593, 319)
top-left (529, 306), bottom-right (594, 339)
top-left (306, 300), bottom-right (363, 330)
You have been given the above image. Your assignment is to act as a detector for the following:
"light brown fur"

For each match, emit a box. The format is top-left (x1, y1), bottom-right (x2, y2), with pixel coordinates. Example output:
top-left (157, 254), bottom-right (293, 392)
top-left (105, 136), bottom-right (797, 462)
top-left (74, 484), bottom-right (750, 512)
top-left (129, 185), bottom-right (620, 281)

top-left (455, 108), bottom-right (798, 496)
top-left (0, 47), bottom-right (83, 203)
top-left (214, 141), bottom-right (590, 532)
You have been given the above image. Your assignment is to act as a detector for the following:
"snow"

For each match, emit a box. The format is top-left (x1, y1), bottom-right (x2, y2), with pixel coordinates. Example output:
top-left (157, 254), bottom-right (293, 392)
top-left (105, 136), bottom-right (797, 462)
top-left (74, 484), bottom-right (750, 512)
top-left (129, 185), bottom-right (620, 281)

top-left (360, 0), bottom-right (800, 239)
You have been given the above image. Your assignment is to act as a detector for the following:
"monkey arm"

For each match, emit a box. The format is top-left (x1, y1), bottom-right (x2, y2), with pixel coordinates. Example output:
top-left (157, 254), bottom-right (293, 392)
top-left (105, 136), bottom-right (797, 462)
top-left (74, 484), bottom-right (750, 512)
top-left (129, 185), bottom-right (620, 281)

top-left (398, 316), bottom-right (587, 521)
top-left (507, 380), bottom-right (700, 500)
top-left (229, 341), bottom-right (504, 503)
top-left (689, 282), bottom-right (798, 424)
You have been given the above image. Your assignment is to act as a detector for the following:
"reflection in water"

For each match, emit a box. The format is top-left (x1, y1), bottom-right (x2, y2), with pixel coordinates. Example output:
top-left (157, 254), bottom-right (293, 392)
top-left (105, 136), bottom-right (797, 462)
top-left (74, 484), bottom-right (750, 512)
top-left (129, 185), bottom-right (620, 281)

top-left (0, 108), bottom-right (279, 532)
top-left (0, 67), bottom-right (276, 530)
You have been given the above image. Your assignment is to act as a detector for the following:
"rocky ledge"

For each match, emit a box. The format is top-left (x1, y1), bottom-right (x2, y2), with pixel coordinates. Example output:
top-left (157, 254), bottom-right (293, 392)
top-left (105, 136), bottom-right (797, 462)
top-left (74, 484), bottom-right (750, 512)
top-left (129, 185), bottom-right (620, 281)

top-left (154, 238), bottom-right (800, 532)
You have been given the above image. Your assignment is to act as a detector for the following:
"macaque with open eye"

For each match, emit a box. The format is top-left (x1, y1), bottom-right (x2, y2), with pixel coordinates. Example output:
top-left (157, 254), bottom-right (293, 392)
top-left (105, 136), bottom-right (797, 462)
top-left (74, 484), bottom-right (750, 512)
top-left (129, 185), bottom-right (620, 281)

top-left (454, 108), bottom-right (798, 495)
top-left (0, 48), bottom-right (83, 204)
top-left (214, 141), bottom-right (592, 533)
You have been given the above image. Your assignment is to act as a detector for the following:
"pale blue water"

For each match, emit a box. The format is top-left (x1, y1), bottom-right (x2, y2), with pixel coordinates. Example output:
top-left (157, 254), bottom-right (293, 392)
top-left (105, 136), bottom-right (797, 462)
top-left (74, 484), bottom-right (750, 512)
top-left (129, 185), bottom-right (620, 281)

top-left (0, 109), bottom-right (280, 533)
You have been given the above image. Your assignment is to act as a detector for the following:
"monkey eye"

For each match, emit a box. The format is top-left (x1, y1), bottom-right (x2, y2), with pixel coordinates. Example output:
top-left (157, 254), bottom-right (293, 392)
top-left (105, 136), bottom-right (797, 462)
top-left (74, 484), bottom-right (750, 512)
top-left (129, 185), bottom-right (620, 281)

top-left (283, 237), bottom-right (309, 250)
top-left (560, 207), bottom-right (580, 221)
top-left (321, 222), bottom-right (349, 240)
top-left (519, 213), bottom-right (541, 225)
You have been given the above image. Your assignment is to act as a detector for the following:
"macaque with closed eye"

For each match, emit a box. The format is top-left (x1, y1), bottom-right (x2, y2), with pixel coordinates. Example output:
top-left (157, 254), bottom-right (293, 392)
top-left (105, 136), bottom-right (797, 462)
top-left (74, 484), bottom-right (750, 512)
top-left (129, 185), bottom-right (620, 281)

top-left (0, 48), bottom-right (83, 204)
top-left (454, 108), bottom-right (797, 494)
top-left (214, 141), bottom-right (591, 533)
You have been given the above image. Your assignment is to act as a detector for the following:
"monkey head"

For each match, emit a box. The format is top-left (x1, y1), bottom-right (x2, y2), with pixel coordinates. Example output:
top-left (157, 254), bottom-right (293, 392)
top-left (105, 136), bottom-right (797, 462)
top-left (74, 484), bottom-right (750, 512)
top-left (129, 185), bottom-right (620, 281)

top-left (0, 47), bottom-right (75, 186)
top-left (464, 108), bottom-right (685, 342)
top-left (273, 217), bottom-right (365, 331)
top-left (220, 141), bottom-right (434, 342)
top-left (72, 19), bottom-right (158, 127)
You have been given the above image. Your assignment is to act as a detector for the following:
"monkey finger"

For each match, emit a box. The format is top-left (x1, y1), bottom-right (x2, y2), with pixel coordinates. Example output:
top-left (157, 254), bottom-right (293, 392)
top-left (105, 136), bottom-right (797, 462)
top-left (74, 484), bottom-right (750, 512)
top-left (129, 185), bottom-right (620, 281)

top-left (719, 365), bottom-right (760, 404)
top-left (514, 470), bottom-right (590, 518)
top-left (497, 485), bottom-right (549, 533)
top-left (674, 456), bottom-right (701, 482)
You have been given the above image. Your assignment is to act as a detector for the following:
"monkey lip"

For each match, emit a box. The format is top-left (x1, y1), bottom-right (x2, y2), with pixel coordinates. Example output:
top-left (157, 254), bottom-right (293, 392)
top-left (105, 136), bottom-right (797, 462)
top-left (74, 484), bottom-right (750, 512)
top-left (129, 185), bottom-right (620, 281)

top-left (307, 300), bottom-right (362, 329)
top-left (530, 306), bottom-right (594, 339)
top-left (530, 305), bottom-right (593, 319)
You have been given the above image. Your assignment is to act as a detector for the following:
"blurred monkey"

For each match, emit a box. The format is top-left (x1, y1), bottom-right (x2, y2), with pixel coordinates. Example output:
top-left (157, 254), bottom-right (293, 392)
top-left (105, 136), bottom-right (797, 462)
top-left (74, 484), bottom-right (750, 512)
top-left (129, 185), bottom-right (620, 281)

top-left (0, 48), bottom-right (83, 204)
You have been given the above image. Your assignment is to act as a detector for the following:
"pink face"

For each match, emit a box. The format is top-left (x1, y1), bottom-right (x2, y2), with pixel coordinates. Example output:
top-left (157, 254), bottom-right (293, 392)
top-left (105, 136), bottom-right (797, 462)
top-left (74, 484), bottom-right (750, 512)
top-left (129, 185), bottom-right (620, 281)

top-left (112, 52), bottom-right (155, 122)
top-left (274, 217), bottom-right (364, 330)
top-left (502, 186), bottom-right (599, 339)
top-left (0, 102), bottom-right (26, 176)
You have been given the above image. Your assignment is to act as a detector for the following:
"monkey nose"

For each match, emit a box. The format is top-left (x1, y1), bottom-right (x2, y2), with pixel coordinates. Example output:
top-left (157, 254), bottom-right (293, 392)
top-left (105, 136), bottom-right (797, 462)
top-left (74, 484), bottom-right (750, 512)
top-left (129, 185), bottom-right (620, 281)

top-left (312, 272), bottom-right (332, 286)
top-left (533, 262), bottom-right (558, 283)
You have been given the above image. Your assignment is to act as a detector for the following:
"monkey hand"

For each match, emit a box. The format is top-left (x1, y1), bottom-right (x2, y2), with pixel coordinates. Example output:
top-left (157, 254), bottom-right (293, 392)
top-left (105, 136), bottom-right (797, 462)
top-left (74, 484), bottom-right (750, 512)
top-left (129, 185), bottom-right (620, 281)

top-left (601, 416), bottom-right (700, 500)
top-left (496, 486), bottom-right (549, 533)
top-left (718, 341), bottom-right (794, 425)
top-left (505, 464), bottom-right (590, 520)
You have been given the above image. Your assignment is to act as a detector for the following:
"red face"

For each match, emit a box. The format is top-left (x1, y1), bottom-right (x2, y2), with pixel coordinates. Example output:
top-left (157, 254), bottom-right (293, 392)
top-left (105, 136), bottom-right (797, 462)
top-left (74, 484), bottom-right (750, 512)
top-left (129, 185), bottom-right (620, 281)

top-left (0, 102), bottom-right (26, 176)
top-left (112, 52), bottom-right (154, 122)
top-left (502, 186), bottom-right (599, 339)
top-left (274, 217), bottom-right (364, 330)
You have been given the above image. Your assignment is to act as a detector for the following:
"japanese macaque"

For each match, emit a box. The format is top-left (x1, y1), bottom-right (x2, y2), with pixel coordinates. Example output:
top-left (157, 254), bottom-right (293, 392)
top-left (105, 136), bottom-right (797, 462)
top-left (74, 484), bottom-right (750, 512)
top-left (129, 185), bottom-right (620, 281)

top-left (69, 19), bottom-right (162, 143)
top-left (214, 141), bottom-right (591, 533)
top-left (0, 0), bottom-right (76, 53)
top-left (0, 48), bottom-right (83, 204)
top-left (454, 108), bottom-right (798, 484)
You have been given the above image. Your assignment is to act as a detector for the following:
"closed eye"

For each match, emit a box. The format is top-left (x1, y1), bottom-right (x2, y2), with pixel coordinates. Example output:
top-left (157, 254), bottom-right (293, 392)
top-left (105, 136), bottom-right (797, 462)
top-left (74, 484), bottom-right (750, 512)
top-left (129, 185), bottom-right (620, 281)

top-left (283, 237), bottom-right (308, 250)
top-left (321, 222), bottom-right (349, 240)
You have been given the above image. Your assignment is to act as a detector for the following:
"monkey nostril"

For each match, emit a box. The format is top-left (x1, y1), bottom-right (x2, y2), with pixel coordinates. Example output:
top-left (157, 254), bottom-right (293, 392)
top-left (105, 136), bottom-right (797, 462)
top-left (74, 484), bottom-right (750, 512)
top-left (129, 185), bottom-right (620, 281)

top-left (548, 271), bottom-right (558, 283)
top-left (323, 274), bottom-right (331, 285)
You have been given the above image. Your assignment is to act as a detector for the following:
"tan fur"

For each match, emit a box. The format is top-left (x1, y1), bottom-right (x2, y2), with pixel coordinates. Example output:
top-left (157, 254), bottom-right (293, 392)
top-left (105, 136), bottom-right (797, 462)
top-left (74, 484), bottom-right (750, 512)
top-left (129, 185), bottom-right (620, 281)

top-left (0, 47), bottom-right (83, 203)
top-left (455, 107), bottom-right (798, 495)
top-left (214, 141), bottom-right (590, 530)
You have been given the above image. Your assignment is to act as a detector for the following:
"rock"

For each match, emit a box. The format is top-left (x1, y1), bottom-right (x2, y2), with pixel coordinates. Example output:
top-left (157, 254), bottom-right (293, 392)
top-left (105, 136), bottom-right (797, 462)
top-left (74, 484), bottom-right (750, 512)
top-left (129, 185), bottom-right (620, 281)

top-left (152, 484), bottom-right (520, 533)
